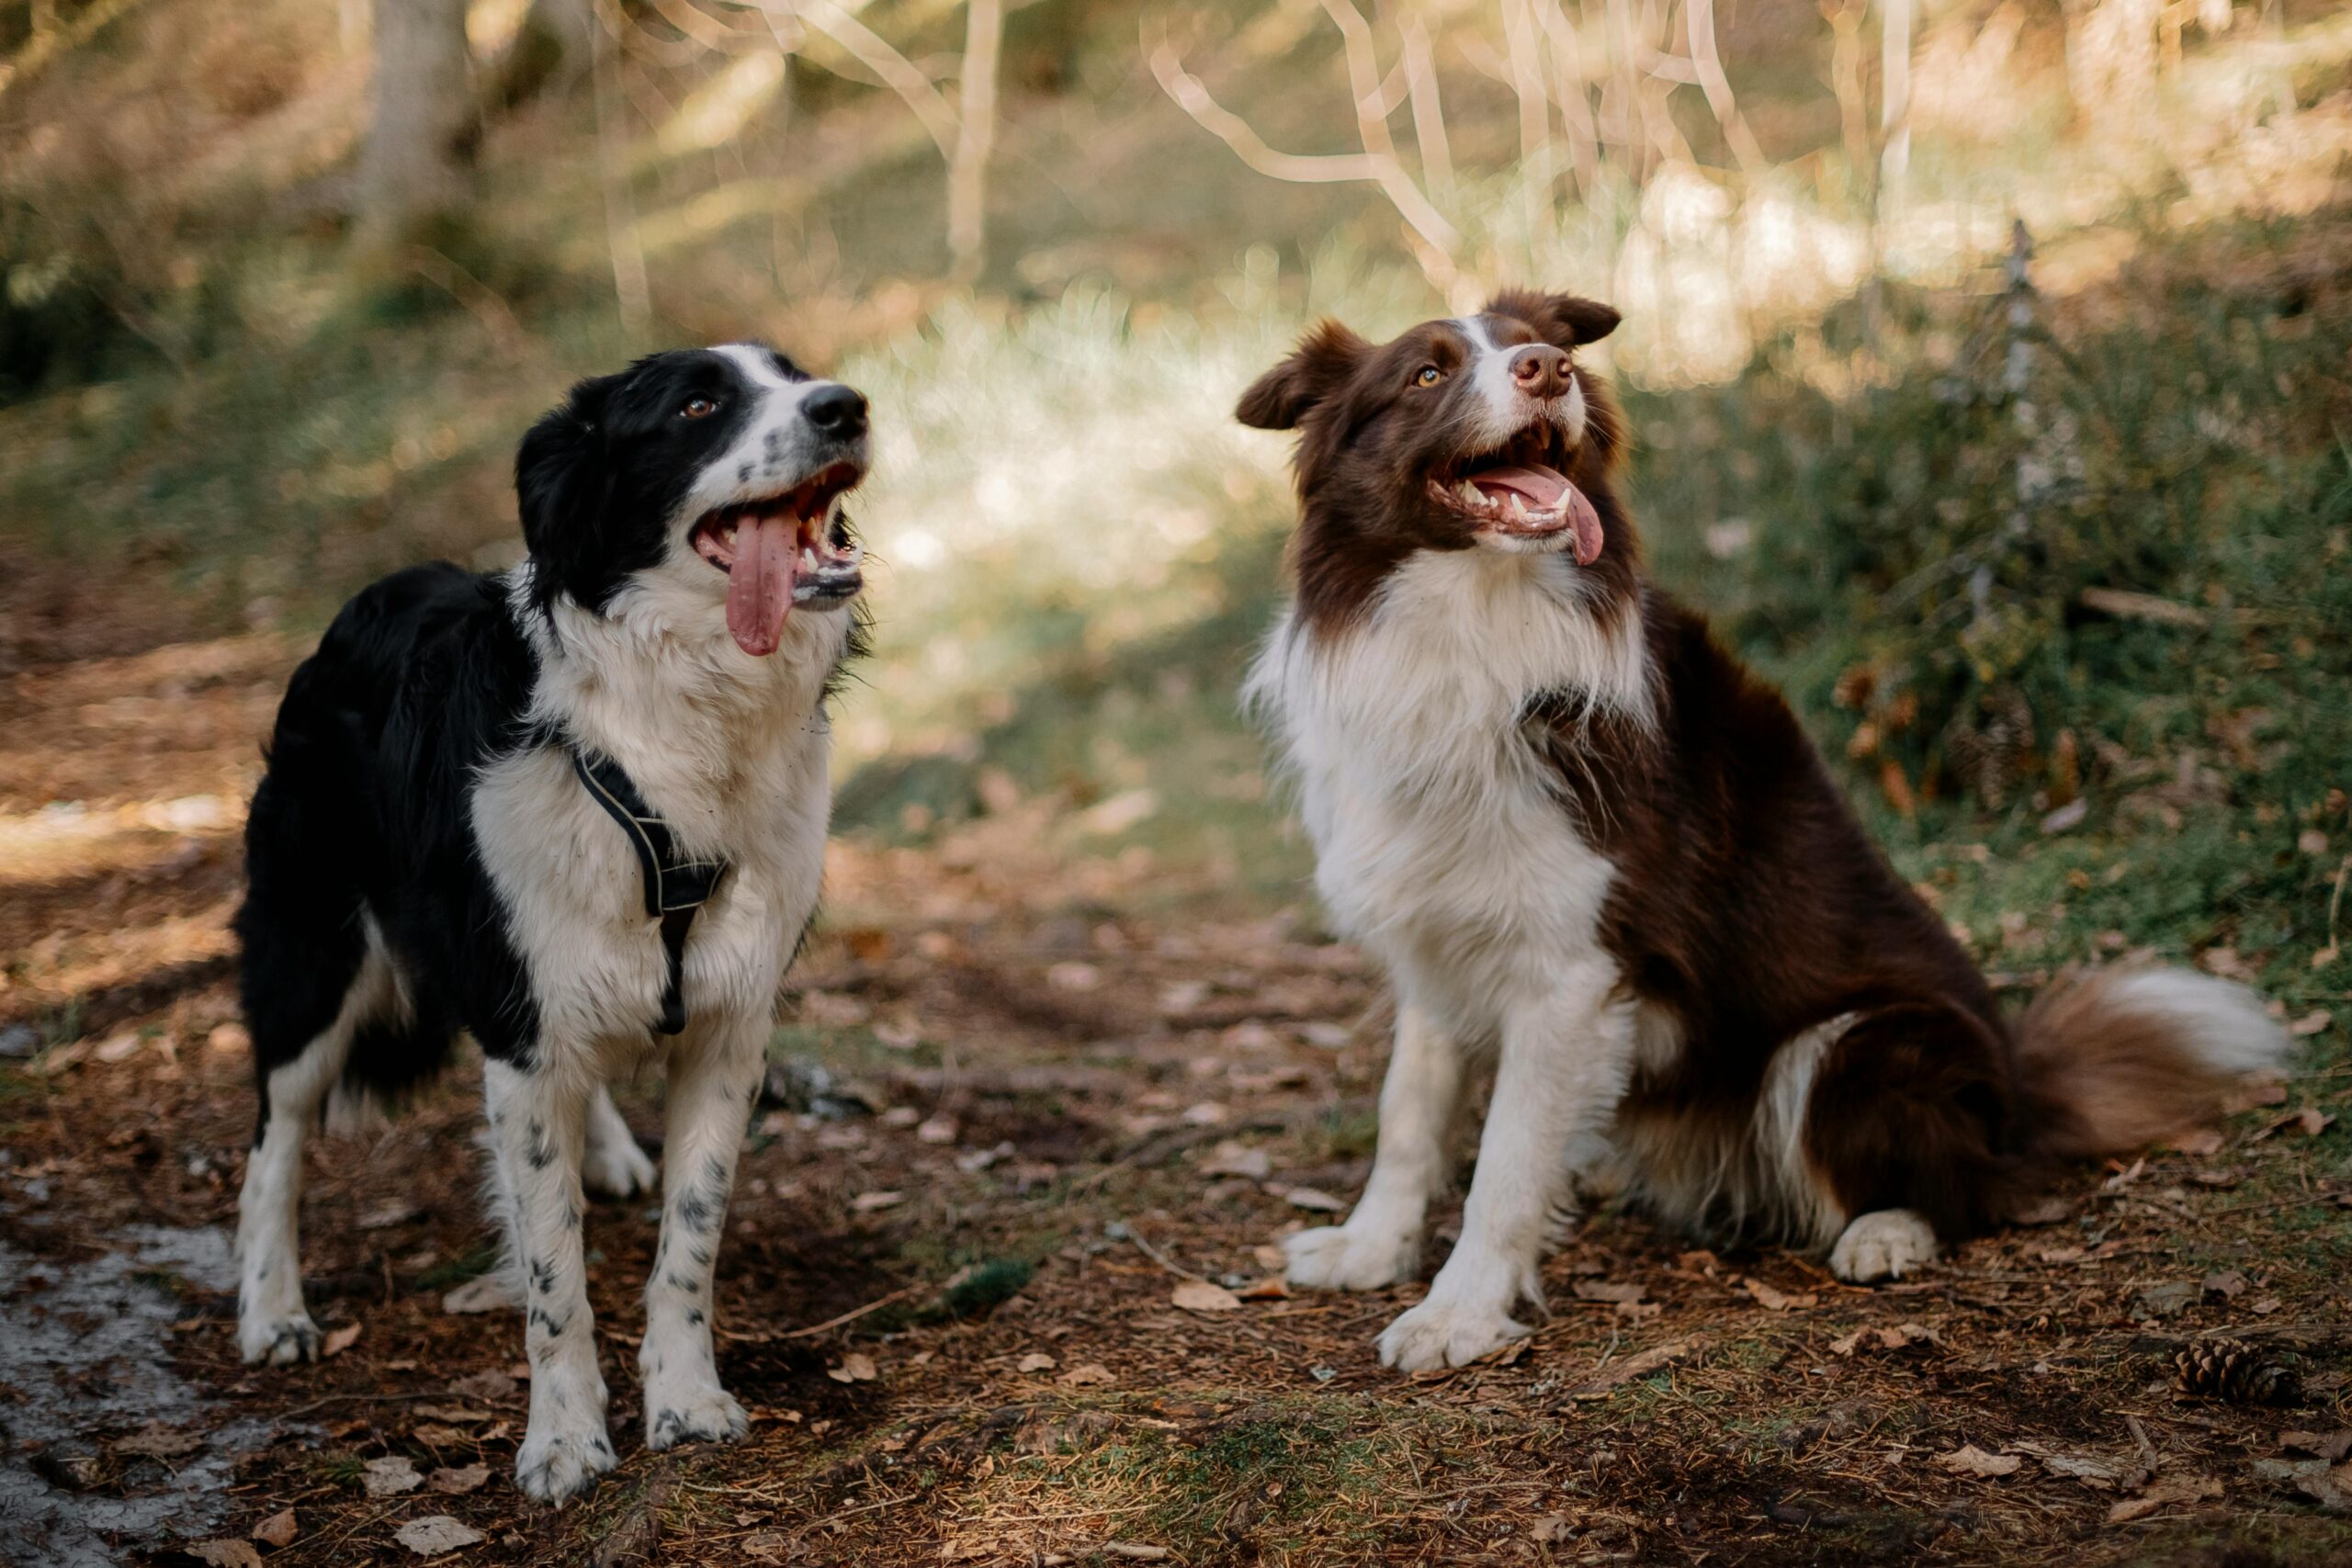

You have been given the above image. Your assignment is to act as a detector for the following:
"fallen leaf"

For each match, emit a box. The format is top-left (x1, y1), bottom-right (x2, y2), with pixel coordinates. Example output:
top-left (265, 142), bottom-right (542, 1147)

top-left (2221, 1075), bottom-right (2290, 1114)
top-left (2130, 1280), bottom-right (2199, 1320)
top-left (113, 1420), bottom-right (202, 1461)
top-left (321, 1323), bottom-right (362, 1358)
top-left (93, 1030), bottom-right (144, 1064)
top-left (851, 1190), bottom-right (904, 1213)
top-left (1744, 1279), bottom-right (1818, 1312)
top-left (251, 1508), bottom-right (299, 1548)
top-left (916, 1113), bottom-right (958, 1145)
top-left (1251, 1244), bottom-right (1287, 1271)
top-left (410, 1424), bottom-right (469, 1447)
top-left (1938, 1445), bottom-right (2022, 1478)
top-left (207, 1022), bottom-right (252, 1055)
top-left (2041, 1452), bottom-right (2134, 1490)
top-left (1171, 1279), bottom-right (1243, 1313)
top-left (2282, 1431), bottom-right (2352, 1463)
top-left (441, 1275), bottom-right (513, 1314)
top-left (188, 1542), bottom-right (263, 1568)
top-left (362, 1455), bottom-right (422, 1497)
top-left (2295, 1461), bottom-right (2352, 1511)
top-left (1572, 1280), bottom-right (1645, 1305)
top-left (395, 1516), bottom-right (485, 1558)
top-left (1198, 1141), bottom-right (1272, 1181)
top-left (1565, 1338), bottom-right (1699, 1400)
top-left (427, 1463), bottom-right (490, 1495)
top-left (1528, 1514), bottom-right (1573, 1542)
top-left (451, 1370), bottom-right (517, 1403)
top-left (1016, 1352), bottom-right (1057, 1373)
top-left (2008, 1194), bottom-right (2075, 1226)
top-left (2166, 1127), bottom-right (2225, 1157)
top-left (2289, 1010), bottom-right (2333, 1038)
top-left (1236, 1275), bottom-right (1291, 1301)
top-left (2108, 1474), bottom-right (2223, 1523)
top-left (2201, 1270), bottom-right (2248, 1301)
top-left (1282, 1187), bottom-right (1348, 1213)
top-left (412, 1405), bottom-right (491, 1425)
top-left (1058, 1362), bottom-right (1114, 1387)
top-left (828, 1353), bottom-right (878, 1383)
top-left (2250, 1107), bottom-right (2335, 1142)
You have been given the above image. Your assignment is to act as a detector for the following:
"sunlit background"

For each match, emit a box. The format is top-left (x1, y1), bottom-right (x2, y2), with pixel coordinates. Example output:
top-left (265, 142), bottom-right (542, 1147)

top-left (2, 0), bottom-right (2347, 957)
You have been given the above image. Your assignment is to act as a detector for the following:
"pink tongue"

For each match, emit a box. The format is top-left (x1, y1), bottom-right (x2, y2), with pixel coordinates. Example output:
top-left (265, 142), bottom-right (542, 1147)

top-left (1471, 465), bottom-right (1605, 565)
top-left (726, 514), bottom-right (798, 657)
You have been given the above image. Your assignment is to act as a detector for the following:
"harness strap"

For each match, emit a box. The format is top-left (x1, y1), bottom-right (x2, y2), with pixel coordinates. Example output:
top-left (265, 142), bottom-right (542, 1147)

top-left (570, 748), bottom-right (729, 1036)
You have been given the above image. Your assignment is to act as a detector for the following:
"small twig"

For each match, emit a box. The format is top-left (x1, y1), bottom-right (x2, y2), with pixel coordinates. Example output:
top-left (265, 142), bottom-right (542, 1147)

top-left (732, 1279), bottom-right (930, 1341)
top-left (1120, 1224), bottom-right (1208, 1283)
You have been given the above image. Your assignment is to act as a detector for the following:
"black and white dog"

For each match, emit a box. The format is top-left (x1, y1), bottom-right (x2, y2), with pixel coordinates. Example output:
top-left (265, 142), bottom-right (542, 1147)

top-left (232, 344), bottom-right (867, 1501)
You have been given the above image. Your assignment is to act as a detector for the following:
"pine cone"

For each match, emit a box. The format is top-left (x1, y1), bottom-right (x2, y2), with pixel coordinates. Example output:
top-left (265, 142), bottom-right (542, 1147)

top-left (2172, 1336), bottom-right (2301, 1405)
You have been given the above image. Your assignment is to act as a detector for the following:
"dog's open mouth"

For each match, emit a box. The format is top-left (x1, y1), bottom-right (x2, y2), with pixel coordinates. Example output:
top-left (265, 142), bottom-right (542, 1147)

top-left (689, 461), bottom-right (865, 657)
top-left (1425, 426), bottom-right (1603, 565)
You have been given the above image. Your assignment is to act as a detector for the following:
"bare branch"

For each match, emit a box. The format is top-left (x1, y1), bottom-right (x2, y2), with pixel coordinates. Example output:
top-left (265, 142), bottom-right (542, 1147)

top-left (1684, 0), bottom-right (1768, 172)
top-left (948, 0), bottom-right (1004, 277)
top-left (0, 0), bottom-right (154, 103)
top-left (1399, 17), bottom-right (1456, 214)
top-left (1148, 22), bottom-right (1459, 263)
top-left (774, 0), bottom-right (959, 159)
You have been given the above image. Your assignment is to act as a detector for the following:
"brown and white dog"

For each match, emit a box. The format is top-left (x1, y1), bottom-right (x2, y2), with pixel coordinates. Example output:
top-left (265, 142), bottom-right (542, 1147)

top-left (1239, 291), bottom-right (2286, 1371)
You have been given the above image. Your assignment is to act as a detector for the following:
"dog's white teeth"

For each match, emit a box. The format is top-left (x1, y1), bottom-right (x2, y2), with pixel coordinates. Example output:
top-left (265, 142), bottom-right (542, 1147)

top-left (1505, 493), bottom-right (1528, 522)
top-left (799, 545), bottom-right (820, 574)
top-left (1460, 481), bottom-right (1484, 507)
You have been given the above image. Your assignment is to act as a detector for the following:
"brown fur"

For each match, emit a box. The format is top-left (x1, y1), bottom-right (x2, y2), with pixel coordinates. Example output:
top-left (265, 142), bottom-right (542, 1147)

top-left (1247, 288), bottom-right (2281, 1256)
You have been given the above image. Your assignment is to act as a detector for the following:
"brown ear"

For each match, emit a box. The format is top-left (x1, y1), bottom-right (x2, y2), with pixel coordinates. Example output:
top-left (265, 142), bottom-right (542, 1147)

top-left (1489, 289), bottom-right (1622, 349)
top-left (1236, 320), bottom-right (1370, 431)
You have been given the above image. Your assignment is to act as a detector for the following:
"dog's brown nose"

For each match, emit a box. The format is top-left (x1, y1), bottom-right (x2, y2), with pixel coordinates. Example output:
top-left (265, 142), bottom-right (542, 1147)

top-left (1510, 344), bottom-right (1572, 399)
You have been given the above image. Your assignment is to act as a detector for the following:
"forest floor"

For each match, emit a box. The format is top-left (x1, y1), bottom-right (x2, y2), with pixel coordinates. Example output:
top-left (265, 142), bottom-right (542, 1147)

top-left (0, 555), bottom-right (2347, 1568)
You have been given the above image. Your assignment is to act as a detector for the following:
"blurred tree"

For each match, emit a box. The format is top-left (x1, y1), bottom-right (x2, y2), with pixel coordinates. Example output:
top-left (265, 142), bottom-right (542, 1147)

top-left (356, 0), bottom-right (480, 249)
top-left (484, 0), bottom-right (594, 112)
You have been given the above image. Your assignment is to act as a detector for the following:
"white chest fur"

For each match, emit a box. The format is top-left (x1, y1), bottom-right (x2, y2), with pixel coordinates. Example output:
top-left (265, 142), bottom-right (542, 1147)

top-left (1247, 551), bottom-right (1651, 1032)
top-left (471, 568), bottom-right (847, 1065)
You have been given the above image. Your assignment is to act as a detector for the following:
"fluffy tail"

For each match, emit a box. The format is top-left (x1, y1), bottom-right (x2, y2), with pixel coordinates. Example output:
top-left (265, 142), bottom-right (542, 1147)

top-left (2016, 965), bottom-right (2290, 1162)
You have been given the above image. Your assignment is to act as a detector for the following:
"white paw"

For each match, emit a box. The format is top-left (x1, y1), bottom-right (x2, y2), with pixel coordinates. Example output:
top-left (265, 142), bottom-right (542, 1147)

top-left (582, 1132), bottom-right (657, 1201)
top-left (1374, 1295), bottom-right (1530, 1371)
top-left (514, 1424), bottom-right (618, 1505)
top-left (1284, 1224), bottom-right (1422, 1292)
top-left (1827, 1209), bottom-right (1939, 1283)
top-left (645, 1382), bottom-right (749, 1451)
top-left (238, 1310), bottom-right (322, 1366)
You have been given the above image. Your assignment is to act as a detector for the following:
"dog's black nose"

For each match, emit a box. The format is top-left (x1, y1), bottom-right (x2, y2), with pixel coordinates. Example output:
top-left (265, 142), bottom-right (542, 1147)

top-left (804, 383), bottom-right (867, 436)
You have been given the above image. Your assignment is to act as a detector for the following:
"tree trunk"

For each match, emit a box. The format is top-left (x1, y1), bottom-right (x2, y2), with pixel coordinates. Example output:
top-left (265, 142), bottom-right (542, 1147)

top-left (946, 0), bottom-right (1002, 281)
top-left (356, 0), bottom-right (478, 248)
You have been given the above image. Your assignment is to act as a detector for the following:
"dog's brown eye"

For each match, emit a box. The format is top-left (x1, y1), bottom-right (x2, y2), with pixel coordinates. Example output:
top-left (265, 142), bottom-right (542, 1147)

top-left (1415, 366), bottom-right (1442, 388)
top-left (680, 396), bottom-right (718, 419)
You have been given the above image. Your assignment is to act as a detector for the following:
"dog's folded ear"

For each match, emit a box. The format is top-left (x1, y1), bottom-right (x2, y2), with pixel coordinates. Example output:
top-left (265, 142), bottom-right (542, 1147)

top-left (1237, 321), bottom-right (1370, 431)
top-left (515, 373), bottom-right (623, 600)
top-left (1490, 290), bottom-right (1622, 350)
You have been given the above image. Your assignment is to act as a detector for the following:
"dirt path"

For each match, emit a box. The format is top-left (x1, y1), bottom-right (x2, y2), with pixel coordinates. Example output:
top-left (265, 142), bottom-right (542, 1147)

top-left (2, 618), bottom-right (2348, 1567)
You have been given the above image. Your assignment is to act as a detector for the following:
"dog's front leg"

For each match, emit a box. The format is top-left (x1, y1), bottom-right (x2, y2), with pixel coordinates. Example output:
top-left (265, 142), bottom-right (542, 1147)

top-left (639, 1022), bottom-right (763, 1451)
top-left (1375, 966), bottom-right (1634, 1371)
top-left (484, 1058), bottom-right (616, 1504)
top-left (1286, 999), bottom-right (1463, 1291)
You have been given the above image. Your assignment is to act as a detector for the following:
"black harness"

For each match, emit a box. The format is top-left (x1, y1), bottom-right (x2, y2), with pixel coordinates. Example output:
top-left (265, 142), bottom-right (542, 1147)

top-left (569, 748), bottom-right (729, 1036)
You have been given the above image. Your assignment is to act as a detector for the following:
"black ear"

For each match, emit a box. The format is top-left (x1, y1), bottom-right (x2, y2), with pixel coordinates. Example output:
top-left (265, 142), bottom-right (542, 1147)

top-left (1490, 289), bottom-right (1622, 348)
top-left (1236, 320), bottom-right (1370, 431)
top-left (514, 372), bottom-right (620, 604)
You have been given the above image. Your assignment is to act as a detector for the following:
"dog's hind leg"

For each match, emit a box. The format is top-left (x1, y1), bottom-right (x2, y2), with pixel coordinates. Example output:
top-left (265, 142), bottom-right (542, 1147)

top-left (234, 921), bottom-right (397, 1365)
top-left (639, 1023), bottom-right (764, 1452)
top-left (582, 1085), bottom-right (657, 1200)
top-left (1801, 999), bottom-right (2013, 1283)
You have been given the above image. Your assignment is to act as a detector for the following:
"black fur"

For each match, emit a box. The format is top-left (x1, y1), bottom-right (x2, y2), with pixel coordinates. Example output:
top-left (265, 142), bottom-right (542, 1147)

top-left (235, 344), bottom-right (857, 1140)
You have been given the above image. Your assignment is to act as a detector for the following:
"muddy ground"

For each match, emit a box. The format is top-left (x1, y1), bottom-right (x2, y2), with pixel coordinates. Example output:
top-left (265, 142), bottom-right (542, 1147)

top-left (2, 587), bottom-right (2348, 1568)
